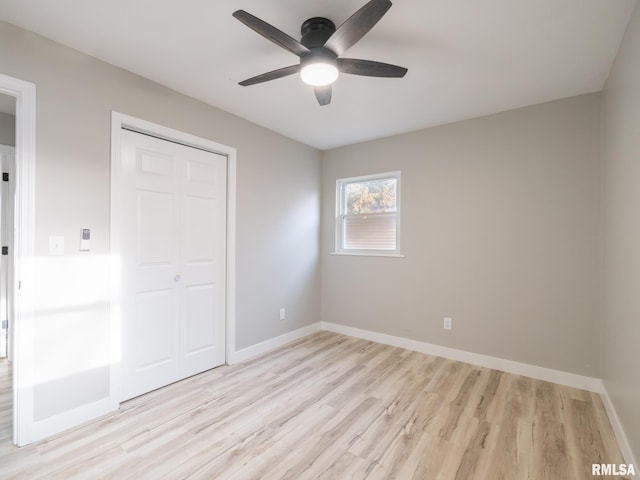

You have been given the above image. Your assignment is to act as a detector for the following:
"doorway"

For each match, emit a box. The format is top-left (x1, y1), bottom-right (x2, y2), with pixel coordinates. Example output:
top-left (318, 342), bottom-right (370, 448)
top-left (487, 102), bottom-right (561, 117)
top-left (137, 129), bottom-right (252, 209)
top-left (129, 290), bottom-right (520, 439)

top-left (0, 144), bottom-right (14, 360)
top-left (0, 94), bottom-right (15, 360)
top-left (0, 73), bottom-right (36, 447)
top-left (0, 93), bottom-right (15, 446)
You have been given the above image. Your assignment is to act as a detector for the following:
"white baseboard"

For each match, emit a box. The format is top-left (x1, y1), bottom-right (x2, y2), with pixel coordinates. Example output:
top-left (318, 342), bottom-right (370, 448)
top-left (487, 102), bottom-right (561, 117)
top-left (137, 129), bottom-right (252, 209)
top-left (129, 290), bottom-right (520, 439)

top-left (31, 397), bottom-right (114, 444)
top-left (320, 321), bottom-right (603, 393)
top-left (230, 322), bottom-right (322, 364)
top-left (600, 385), bottom-right (639, 474)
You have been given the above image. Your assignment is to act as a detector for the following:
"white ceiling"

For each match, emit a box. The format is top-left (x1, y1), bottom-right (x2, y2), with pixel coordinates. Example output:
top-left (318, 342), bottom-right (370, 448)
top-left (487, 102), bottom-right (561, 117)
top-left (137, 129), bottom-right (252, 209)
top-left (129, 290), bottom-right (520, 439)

top-left (0, 0), bottom-right (636, 149)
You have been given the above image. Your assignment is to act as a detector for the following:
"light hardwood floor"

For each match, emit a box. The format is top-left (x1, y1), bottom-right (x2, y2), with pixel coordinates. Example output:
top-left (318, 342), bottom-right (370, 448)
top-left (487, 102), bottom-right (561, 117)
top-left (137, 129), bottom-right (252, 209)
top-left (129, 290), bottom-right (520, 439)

top-left (0, 332), bottom-right (629, 479)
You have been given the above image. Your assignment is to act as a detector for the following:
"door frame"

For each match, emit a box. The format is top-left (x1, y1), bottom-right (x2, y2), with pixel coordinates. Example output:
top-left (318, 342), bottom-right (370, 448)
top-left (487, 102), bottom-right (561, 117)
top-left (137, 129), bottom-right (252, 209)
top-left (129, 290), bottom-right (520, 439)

top-left (0, 74), bottom-right (37, 447)
top-left (109, 112), bottom-right (236, 409)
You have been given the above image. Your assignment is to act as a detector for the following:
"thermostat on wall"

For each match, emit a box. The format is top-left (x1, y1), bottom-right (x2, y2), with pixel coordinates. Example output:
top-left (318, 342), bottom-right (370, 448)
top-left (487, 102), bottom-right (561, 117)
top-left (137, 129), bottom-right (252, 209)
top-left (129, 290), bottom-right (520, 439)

top-left (80, 228), bottom-right (90, 251)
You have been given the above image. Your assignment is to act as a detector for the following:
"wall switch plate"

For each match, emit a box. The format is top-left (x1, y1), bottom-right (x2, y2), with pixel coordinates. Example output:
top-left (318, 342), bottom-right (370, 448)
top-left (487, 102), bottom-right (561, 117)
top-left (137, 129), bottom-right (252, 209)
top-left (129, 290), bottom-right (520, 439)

top-left (49, 236), bottom-right (64, 255)
top-left (279, 308), bottom-right (286, 320)
top-left (444, 317), bottom-right (452, 330)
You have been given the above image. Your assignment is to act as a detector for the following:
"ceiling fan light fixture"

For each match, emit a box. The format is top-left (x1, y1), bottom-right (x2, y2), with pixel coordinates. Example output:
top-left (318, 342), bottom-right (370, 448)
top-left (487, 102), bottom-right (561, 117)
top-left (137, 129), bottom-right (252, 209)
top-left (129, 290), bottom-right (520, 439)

top-left (234, 0), bottom-right (407, 105)
top-left (300, 59), bottom-right (339, 86)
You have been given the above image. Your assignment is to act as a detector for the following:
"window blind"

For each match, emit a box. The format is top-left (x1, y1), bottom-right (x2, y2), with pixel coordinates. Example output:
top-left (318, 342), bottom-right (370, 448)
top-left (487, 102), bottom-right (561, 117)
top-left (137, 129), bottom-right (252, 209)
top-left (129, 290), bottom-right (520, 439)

top-left (343, 214), bottom-right (397, 250)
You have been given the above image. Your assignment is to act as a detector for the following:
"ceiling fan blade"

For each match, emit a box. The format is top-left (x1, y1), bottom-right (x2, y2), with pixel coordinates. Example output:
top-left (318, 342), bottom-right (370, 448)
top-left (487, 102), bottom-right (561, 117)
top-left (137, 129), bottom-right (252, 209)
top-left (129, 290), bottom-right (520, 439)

top-left (239, 65), bottom-right (301, 86)
top-left (324, 0), bottom-right (392, 56)
top-left (233, 10), bottom-right (310, 57)
top-left (338, 58), bottom-right (407, 78)
top-left (314, 85), bottom-right (332, 106)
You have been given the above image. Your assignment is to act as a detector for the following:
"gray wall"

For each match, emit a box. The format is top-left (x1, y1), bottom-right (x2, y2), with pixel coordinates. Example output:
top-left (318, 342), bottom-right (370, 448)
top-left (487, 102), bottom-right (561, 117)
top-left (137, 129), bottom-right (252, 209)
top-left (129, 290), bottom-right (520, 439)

top-left (0, 110), bottom-right (15, 146)
top-left (602, 3), bottom-right (640, 464)
top-left (0, 21), bottom-right (321, 420)
top-left (322, 93), bottom-right (602, 377)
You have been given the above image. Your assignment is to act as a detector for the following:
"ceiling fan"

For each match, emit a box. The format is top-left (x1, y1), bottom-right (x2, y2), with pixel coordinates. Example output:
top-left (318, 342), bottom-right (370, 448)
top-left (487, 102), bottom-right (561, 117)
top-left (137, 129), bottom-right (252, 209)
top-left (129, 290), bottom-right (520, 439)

top-left (233, 0), bottom-right (408, 106)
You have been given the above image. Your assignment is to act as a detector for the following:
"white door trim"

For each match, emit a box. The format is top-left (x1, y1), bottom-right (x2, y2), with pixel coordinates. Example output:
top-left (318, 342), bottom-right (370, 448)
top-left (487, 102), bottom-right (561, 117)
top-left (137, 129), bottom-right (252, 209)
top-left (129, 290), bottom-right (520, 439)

top-left (109, 112), bottom-right (236, 410)
top-left (0, 74), bottom-right (37, 446)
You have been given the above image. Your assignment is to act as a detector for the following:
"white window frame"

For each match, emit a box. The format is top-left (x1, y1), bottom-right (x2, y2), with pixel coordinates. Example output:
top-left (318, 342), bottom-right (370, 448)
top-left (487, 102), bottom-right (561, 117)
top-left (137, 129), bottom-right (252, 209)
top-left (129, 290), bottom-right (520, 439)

top-left (334, 171), bottom-right (402, 257)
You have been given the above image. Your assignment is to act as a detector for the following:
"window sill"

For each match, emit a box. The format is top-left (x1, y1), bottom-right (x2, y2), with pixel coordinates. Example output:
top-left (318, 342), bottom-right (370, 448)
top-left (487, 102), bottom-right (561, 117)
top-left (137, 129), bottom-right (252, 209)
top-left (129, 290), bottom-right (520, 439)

top-left (331, 252), bottom-right (405, 258)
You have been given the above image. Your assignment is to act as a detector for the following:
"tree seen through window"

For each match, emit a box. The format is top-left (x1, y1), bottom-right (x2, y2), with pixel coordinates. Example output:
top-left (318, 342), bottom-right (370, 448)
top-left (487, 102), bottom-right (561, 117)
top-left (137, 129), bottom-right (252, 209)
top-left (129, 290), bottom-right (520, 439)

top-left (344, 178), bottom-right (397, 215)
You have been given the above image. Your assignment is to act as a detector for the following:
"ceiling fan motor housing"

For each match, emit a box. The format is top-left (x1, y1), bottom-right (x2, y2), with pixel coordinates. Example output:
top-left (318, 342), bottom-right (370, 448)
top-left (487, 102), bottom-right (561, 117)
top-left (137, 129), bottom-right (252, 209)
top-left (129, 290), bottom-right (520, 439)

top-left (300, 48), bottom-right (338, 68)
top-left (300, 17), bottom-right (339, 78)
top-left (301, 17), bottom-right (336, 48)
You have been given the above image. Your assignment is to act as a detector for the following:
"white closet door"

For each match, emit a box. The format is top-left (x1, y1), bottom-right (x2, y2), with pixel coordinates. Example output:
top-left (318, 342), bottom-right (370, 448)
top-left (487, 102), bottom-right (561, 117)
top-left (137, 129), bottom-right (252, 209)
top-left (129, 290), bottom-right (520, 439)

top-left (179, 141), bottom-right (227, 377)
top-left (118, 130), bottom-right (226, 401)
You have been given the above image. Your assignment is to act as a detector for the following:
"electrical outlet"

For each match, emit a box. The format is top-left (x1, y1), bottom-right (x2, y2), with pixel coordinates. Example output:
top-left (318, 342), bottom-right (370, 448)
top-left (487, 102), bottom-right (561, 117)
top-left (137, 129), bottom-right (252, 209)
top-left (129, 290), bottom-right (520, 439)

top-left (279, 308), bottom-right (286, 321)
top-left (444, 317), bottom-right (452, 330)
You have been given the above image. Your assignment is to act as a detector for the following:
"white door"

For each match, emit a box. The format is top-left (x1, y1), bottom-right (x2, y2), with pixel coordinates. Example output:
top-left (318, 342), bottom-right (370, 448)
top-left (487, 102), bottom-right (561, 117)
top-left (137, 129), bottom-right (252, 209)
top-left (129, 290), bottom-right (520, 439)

top-left (117, 130), bottom-right (227, 401)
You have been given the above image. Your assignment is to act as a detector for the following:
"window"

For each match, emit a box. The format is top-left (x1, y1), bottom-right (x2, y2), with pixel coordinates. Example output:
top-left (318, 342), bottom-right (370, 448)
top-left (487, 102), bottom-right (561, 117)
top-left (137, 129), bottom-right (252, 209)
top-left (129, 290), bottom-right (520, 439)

top-left (335, 171), bottom-right (401, 255)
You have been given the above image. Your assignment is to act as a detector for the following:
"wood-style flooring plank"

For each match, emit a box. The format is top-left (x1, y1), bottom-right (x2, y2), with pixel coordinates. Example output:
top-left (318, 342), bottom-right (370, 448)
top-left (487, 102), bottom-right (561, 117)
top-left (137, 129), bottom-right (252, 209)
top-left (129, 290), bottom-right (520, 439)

top-left (0, 333), bottom-right (630, 479)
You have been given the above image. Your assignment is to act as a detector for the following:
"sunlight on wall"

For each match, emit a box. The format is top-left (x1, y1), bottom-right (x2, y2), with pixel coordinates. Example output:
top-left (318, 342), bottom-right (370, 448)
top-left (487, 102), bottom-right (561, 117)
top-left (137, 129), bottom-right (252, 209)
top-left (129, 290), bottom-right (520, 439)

top-left (33, 254), bottom-right (112, 386)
